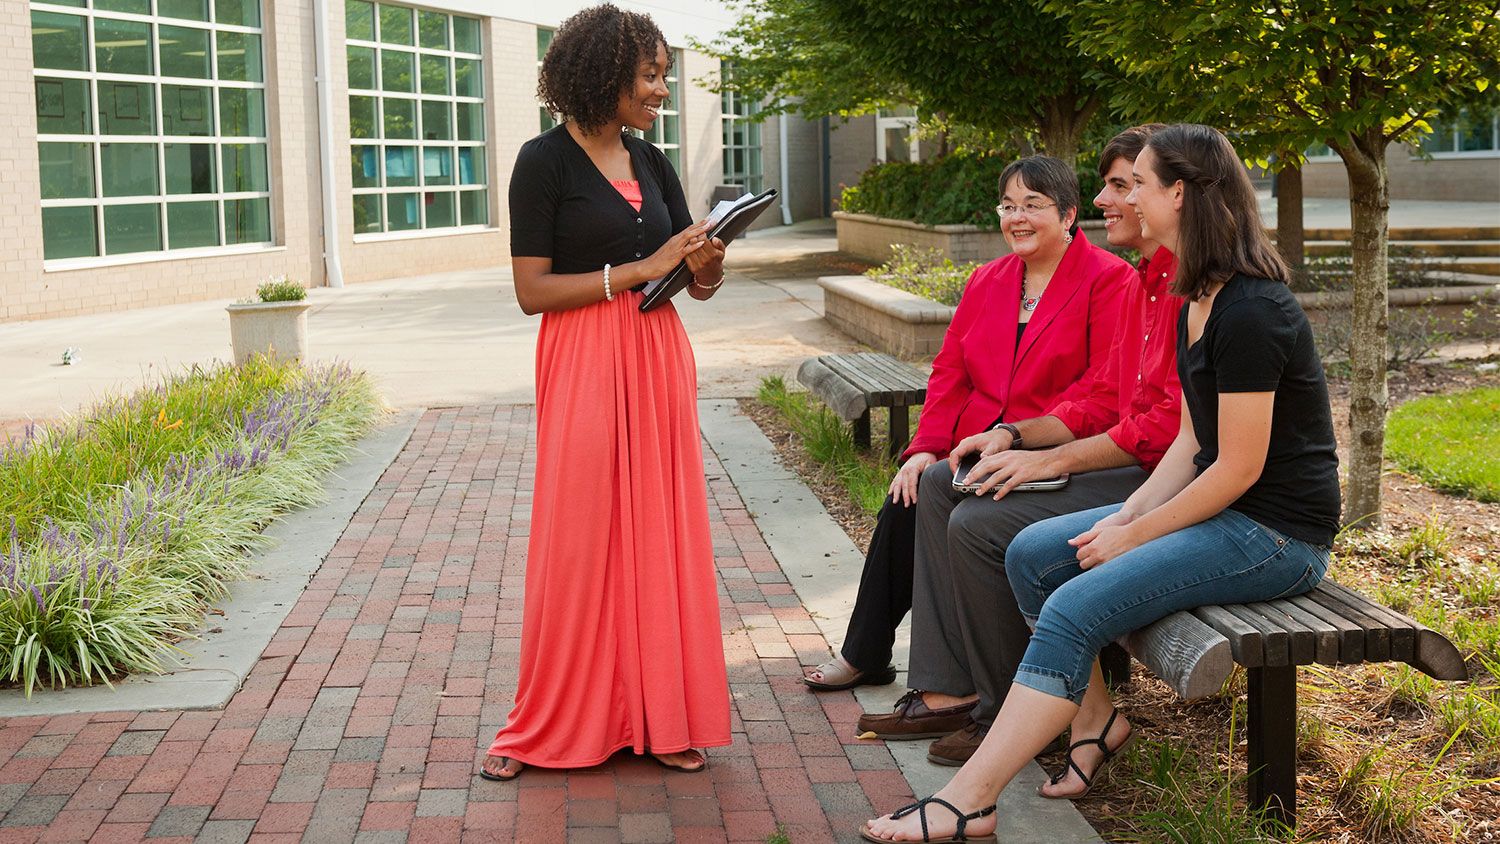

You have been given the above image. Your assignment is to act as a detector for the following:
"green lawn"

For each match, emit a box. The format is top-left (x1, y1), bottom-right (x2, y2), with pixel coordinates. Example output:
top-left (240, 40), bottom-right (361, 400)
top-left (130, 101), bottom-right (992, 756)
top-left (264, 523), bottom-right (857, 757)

top-left (1385, 387), bottom-right (1500, 502)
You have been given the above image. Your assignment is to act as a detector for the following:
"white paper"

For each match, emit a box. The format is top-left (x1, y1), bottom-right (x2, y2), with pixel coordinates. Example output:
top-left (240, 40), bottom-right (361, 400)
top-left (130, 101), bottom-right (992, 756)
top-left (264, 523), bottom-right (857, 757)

top-left (707, 192), bottom-right (756, 226)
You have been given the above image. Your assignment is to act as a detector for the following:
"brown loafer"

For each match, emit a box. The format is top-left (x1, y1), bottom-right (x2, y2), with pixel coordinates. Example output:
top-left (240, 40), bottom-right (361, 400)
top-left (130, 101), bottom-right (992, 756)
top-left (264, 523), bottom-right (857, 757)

top-left (927, 719), bottom-right (988, 767)
top-left (928, 719), bottom-right (1068, 766)
top-left (856, 690), bottom-right (977, 740)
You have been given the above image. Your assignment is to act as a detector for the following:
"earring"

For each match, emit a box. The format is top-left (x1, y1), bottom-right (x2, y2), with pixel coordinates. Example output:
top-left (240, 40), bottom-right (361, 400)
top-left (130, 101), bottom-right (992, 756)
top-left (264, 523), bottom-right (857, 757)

top-left (1064, 230), bottom-right (1074, 245)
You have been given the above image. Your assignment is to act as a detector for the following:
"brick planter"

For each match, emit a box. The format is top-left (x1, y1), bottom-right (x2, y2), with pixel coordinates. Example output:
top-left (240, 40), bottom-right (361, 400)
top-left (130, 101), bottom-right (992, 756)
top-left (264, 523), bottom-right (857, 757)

top-left (833, 211), bottom-right (1112, 264)
top-left (818, 275), bottom-right (954, 358)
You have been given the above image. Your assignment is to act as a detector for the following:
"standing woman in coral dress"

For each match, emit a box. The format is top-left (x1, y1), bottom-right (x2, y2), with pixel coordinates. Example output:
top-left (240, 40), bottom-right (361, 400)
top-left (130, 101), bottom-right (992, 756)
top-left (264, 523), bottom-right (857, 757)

top-left (481, 3), bottom-right (731, 780)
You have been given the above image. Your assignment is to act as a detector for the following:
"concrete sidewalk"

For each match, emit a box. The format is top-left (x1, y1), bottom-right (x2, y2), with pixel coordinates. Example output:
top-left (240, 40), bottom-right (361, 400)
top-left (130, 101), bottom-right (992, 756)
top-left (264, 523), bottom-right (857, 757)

top-left (0, 222), bottom-right (860, 425)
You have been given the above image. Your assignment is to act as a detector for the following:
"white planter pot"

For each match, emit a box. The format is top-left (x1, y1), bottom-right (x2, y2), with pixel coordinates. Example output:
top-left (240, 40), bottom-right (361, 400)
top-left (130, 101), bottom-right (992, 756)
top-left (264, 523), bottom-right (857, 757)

top-left (226, 300), bottom-right (311, 365)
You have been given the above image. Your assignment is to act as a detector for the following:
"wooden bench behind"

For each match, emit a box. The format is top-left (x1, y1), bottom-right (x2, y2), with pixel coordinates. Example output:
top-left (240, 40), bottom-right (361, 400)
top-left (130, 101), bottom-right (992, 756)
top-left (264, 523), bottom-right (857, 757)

top-left (1114, 579), bottom-right (1467, 827)
top-left (797, 352), bottom-right (927, 460)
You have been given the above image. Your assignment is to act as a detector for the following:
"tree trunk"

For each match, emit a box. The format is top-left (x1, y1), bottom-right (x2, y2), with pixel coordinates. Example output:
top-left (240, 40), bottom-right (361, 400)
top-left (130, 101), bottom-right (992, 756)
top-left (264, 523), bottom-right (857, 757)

top-left (1276, 165), bottom-right (1304, 271)
top-left (1337, 139), bottom-right (1390, 529)
top-left (1036, 96), bottom-right (1097, 168)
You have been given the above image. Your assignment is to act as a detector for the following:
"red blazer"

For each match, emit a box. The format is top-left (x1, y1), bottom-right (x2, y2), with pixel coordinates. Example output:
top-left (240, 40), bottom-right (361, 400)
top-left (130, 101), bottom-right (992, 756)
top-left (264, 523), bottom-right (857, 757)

top-left (903, 233), bottom-right (1135, 460)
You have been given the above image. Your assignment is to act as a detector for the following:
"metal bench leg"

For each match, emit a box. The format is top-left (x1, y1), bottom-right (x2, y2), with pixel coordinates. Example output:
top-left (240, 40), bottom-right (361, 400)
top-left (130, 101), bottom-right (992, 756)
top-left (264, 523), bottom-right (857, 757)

top-left (1247, 665), bottom-right (1297, 829)
top-left (888, 405), bottom-right (910, 462)
top-left (1100, 643), bottom-right (1130, 689)
top-left (852, 411), bottom-right (871, 451)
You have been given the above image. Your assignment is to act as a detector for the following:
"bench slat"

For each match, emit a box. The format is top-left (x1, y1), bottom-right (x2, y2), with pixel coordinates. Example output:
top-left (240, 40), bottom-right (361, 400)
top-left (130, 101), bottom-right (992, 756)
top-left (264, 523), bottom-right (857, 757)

top-left (1222, 604), bottom-right (1291, 667)
top-left (821, 355), bottom-right (888, 398)
top-left (796, 358), bottom-right (871, 420)
top-left (1285, 594), bottom-right (1365, 664)
top-left (1318, 581), bottom-right (1416, 662)
top-left (849, 353), bottom-right (927, 403)
top-left (1256, 598), bottom-right (1341, 665)
top-left (1191, 605), bottom-right (1265, 668)
top-left (862, 354), bottom-right (929, 395)
top-left (1318, 583), bottom-right (1467, 681)
top-left (1306, 585), bottom-right (1391, 662)
top-left (1244, 602), bottom-right (1317, 666)
top-left (824, 355), bottom-right (920, 404)
top-left (1119, 611), bottom-right (1235, 700)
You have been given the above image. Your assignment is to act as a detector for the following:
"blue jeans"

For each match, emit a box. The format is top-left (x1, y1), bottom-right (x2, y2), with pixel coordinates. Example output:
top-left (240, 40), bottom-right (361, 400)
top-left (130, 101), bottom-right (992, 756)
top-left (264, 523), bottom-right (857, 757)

top-left (1005, 504), bottom-right (1329, 704)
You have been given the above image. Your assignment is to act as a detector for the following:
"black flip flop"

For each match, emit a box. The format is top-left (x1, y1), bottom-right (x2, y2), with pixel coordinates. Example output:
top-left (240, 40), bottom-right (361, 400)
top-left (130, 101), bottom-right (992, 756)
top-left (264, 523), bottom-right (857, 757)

top-left (478, 756), bottom-right (522, 781)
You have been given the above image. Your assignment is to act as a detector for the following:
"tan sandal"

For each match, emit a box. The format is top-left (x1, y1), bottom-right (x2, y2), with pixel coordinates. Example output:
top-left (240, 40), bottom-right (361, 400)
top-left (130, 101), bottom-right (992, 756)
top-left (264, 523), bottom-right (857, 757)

top-left (803, 658), bottom-right (898, 692)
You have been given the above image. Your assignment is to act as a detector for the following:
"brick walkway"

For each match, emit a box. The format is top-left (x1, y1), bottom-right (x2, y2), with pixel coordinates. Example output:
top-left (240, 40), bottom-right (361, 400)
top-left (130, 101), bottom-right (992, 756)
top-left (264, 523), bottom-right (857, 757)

top-left (0, 406), bottom-right (912, 843)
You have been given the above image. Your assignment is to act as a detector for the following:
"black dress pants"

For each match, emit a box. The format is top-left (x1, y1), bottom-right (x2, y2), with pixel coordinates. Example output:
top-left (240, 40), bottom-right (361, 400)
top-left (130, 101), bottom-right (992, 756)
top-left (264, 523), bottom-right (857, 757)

top-left (838, 495), bottom-right (917, 672)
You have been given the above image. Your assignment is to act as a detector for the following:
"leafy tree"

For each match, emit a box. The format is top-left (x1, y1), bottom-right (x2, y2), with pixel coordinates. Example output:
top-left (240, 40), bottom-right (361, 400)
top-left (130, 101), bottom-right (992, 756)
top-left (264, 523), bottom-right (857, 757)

top-left (702, 0), bottom-right (1114, 164)
top-left (1051, 0), bottom-right (1500, 526)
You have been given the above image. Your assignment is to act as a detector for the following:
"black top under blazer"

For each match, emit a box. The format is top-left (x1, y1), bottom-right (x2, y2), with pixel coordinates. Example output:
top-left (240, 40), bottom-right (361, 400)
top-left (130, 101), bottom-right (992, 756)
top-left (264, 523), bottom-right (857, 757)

top-left (508, 125), bottom-right (693, 279)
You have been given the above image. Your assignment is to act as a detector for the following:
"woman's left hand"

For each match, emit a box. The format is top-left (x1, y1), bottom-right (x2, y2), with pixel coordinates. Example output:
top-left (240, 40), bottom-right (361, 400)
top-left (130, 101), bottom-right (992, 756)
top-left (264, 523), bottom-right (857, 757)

top-left (685, 236), bottom-right (726, 284)
top-left (1068, 511), bottom-right (1142, 570)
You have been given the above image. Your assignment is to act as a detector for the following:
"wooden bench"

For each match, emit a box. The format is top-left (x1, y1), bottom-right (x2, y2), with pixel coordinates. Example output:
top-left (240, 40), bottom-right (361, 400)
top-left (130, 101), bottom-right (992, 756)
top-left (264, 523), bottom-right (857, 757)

top-left (796, 353), bottom-right (927, 461)
top-left (1108, 579), bottom-right (1467, 828)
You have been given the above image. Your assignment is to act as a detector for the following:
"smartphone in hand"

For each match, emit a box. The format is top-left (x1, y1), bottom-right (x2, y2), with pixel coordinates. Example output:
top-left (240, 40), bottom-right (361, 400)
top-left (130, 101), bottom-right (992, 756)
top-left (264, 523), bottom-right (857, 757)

top-left (951, 453), bottom-right (1070, 493)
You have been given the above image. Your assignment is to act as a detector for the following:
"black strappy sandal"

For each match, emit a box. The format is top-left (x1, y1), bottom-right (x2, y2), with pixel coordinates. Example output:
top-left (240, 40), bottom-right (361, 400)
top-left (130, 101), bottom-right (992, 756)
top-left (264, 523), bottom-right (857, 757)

top-left (858, 795), bottom-right (997, 843)
top-left (1039, 708), bottom-right (1132, 800)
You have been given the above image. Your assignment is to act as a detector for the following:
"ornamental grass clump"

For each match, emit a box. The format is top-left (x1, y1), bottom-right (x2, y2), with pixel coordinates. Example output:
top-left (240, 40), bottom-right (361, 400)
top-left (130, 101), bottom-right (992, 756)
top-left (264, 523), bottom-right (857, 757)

top-left (0, 357), bottom-right (383, 695)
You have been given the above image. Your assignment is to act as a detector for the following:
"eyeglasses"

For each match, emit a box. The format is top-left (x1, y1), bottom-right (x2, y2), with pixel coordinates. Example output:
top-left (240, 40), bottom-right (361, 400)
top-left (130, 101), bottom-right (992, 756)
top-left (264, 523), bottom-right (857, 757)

top-left (995, 202), bottom-right (1057, 220)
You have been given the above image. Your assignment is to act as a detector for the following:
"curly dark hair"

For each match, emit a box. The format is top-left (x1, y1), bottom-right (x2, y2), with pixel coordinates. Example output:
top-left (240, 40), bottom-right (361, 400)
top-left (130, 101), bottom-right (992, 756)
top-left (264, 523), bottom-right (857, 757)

top-left (539, 4), bottom-right (671, 134)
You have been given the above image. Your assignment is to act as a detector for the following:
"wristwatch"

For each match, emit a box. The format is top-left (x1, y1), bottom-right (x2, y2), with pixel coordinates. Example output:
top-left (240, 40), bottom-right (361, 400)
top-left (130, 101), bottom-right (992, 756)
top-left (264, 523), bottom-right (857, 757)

top-left (991, 422), bottom-right (1023, 449)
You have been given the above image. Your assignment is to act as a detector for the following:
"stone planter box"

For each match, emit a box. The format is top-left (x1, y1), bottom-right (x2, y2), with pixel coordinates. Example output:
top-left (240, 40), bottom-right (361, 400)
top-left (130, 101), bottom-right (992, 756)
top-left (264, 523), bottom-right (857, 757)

top-left (833, 211), bottom-right (1112, 265)
top-left (226, 300), bottom-right (311, 365)
top-left (820, 273), bottom-right (1498, 359)
top-left (818, 275), bottom-right (954, 358)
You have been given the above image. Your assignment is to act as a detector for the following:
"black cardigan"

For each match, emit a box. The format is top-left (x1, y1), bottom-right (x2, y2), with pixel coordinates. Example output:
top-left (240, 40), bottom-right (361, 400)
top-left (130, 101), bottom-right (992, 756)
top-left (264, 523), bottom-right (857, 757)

top-left (508, 125), bottom-right (693, 277)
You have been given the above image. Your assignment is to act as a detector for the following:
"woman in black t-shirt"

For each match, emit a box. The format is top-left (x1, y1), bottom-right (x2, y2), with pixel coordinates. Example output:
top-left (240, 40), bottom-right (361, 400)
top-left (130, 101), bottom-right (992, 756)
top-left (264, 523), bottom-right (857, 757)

top-left (481, 5), bottom-right (732, 783)
top-left (859, 124), bottom-right (1339, 843)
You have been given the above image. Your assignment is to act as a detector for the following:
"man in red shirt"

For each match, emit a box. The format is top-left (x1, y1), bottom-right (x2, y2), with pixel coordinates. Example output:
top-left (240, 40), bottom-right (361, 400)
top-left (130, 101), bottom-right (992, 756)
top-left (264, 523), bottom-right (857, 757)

top-left (857, 125), bottom-right (1186, 765)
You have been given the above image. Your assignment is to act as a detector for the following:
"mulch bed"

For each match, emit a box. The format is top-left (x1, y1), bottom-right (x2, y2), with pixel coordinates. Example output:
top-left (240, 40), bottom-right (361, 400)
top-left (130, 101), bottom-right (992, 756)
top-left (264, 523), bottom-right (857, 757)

top-left (743, 357), bottom-right (1500, 843)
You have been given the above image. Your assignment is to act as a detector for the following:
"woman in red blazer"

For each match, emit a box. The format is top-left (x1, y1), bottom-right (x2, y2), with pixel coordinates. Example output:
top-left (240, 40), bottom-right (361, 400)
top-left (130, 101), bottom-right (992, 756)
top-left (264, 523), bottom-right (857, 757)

top-left (806, 156), bottom-right (1134, 692)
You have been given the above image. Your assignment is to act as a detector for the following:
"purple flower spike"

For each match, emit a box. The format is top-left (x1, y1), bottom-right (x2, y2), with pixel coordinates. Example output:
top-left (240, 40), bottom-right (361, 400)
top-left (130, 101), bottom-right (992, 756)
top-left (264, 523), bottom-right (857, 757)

top-left (30, 586), bottom-right (44, 614)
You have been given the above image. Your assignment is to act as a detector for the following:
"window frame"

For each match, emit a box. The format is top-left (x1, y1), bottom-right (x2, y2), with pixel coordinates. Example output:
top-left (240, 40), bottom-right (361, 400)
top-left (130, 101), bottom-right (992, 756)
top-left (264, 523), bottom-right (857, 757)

top-left (347, 1), bottom-right (491, 241)
top-left (32, 0), bottom-right (275, 268)
top-left (720, 65), bottom-right (762, 195)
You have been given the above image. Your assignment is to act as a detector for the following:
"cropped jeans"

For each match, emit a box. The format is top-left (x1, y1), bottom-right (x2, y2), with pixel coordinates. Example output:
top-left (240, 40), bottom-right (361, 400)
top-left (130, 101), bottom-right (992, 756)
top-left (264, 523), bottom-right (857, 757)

top-left (1005, 504), bottom-right (1329, 704)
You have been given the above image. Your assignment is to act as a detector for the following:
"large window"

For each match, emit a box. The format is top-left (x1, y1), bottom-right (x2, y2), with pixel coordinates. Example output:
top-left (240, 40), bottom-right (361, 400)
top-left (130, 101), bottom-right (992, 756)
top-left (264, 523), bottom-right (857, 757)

top-left (640, 49), bottom-right (681, 171)
top-left (721, 64), bottom-right (761, 194)
top-left (32, 0), bottom-right (272, 262)
top-left (1421, 106), bottom-right (1500, 156)
top-left (346, 1), bottom-right (487, 235)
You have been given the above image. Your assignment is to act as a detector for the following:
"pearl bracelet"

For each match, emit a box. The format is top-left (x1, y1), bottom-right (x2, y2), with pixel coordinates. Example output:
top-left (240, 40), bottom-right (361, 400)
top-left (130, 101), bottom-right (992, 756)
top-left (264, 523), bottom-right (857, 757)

top-left (603, 263), bottom-right (614, 302)
top-left (691, 275), bottom-right (724, 292)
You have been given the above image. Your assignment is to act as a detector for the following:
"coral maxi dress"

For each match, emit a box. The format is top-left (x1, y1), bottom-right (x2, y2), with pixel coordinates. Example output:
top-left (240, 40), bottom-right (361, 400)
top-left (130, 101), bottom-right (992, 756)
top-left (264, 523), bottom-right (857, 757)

top-left (490, 137), bottom-right (732, 768)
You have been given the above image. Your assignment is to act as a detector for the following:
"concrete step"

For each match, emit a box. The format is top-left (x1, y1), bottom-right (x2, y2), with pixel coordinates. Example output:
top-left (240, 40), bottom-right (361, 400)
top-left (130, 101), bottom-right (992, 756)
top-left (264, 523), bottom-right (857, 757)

top-left (1304, 240), bottom-right (1500, 258)
top-left (1298, 225), bottom-right (1500, 241)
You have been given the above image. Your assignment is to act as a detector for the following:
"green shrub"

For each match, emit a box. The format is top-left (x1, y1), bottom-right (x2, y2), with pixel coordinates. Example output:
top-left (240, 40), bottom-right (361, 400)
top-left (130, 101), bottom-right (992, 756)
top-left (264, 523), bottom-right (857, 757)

top-left (0, 358), bottom-right (383, 693)
top-left (1385, 387), bottom-right (1500, 502)
top-left (757, 376), bottom-right (893, 516)
top-left (840, 153), bottom-right (1102, 229)
top-left (866, 245), bottom-right (980, 307)
top-left (256, 276), bottom-right (307, 302)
